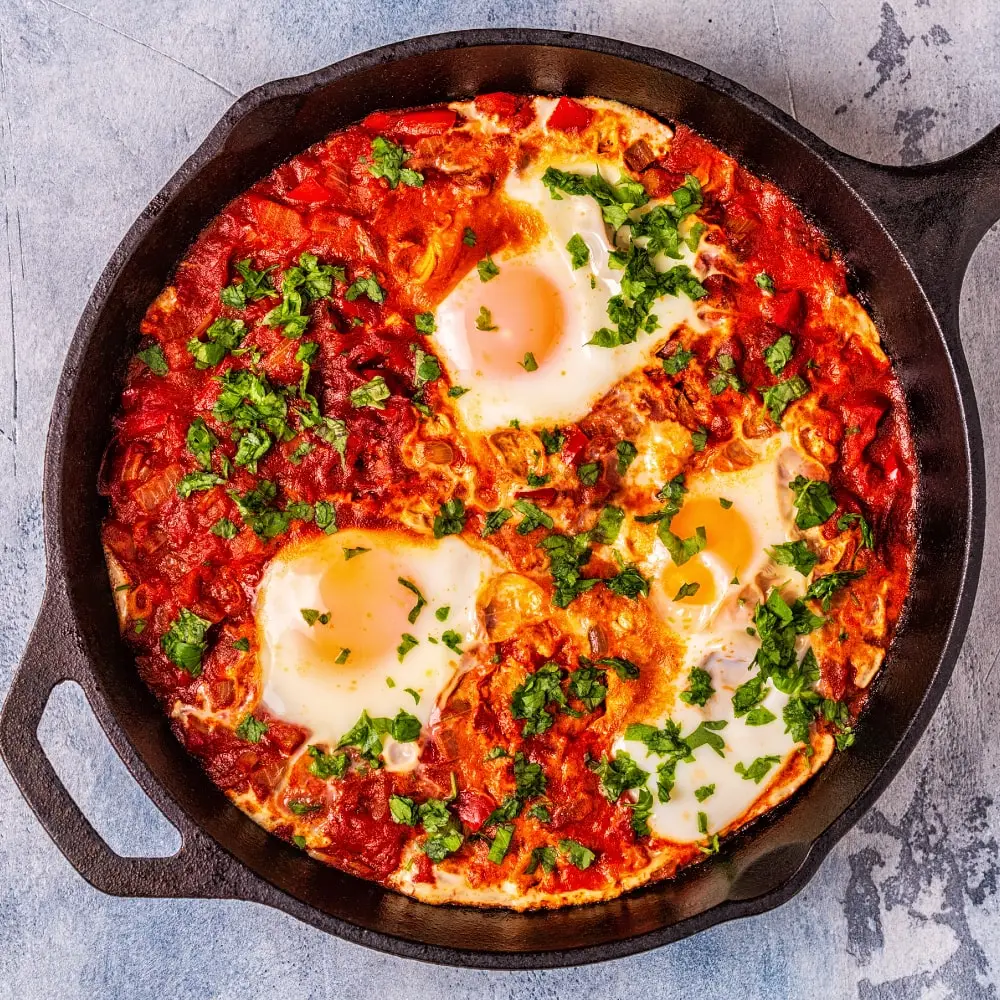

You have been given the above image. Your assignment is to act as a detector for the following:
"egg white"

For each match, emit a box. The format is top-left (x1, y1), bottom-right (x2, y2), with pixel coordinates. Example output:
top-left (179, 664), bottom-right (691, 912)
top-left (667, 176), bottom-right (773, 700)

top-left (256, 528), bottom-right (497, 763)
top-left (434, 162), bottom-right (707, 432)
top-left (615, 435), bottom-right (815, 841)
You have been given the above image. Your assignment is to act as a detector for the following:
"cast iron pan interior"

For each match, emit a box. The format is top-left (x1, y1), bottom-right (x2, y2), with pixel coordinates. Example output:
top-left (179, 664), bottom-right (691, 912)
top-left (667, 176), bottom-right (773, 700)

top-left (0, 30), bottom-right (994, 968)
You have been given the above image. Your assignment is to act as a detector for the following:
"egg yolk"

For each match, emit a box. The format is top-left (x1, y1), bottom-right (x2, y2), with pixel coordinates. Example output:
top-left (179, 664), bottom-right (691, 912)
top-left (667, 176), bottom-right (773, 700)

top-left (660, 497), bottom-right (754, 606)
top-left (260, 537), bottom-right (422, 678)
top-left (466, 260), bottom-right (565, 375)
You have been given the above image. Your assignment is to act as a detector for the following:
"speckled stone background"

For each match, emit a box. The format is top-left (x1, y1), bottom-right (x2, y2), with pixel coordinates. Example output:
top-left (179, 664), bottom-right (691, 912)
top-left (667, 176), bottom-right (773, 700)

top-left (1, 1), bottom-right (998, 996)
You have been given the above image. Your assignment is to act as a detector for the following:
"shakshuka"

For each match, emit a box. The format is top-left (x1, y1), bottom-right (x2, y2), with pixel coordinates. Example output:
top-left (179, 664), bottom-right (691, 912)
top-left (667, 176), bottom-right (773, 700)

top-left (101, 95), bottom-right (917, 908)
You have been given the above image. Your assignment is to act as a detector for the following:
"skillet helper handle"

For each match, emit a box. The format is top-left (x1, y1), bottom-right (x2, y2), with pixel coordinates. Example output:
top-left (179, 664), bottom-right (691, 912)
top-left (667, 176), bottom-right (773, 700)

top-left (826, 122), bottom-right (1000, 339)
top-left (0, 584), bottom-right (238, 899)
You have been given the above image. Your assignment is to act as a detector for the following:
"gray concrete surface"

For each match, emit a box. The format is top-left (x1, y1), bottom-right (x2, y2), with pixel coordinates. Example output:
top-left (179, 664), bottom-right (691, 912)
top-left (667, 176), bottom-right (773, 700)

top-left (1, 1), bottom-right (998, 996)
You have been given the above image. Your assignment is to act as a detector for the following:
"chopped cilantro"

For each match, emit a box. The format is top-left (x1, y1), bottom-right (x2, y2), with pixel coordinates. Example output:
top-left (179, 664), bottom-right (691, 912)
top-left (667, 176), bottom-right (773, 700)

top-left (433, 498), bottom-right (466, 538)
top-left (235, 714), bottom-right (268, 743)
top-left (788, 476), bottom-right (837, 530)
top-left (679, 666), bottom-right (714, 706)
top-left (477, 256), bottom-right (500, 282)
top-left (481, 508), bottom-right (513, 537)
top-left (764, 333), bottom-right (794, 375)
top-left (137, 343), bottom-right (168, 376)
top-left (350, 375), bottom-right (391, 410)
top-left (161, 608), bottom-right (211, 676)
top-left (566, 233), bottom-right (590, 269)
top-left (367, 135), bottom-right (423, 189)
top-left (767, 539), bottom-right (818, 575)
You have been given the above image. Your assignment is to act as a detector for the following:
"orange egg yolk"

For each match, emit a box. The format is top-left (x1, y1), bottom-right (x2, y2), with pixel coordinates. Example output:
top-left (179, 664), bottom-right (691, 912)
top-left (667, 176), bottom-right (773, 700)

top-left (466, 261), bottom-right (565, 375)
top-left (660, 497), bottom-right (754, 606)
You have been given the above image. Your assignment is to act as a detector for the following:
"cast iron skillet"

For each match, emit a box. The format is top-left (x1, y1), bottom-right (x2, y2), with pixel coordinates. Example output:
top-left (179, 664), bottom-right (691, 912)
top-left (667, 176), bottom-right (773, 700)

top-left (0, 29), bottom-right (995, 969)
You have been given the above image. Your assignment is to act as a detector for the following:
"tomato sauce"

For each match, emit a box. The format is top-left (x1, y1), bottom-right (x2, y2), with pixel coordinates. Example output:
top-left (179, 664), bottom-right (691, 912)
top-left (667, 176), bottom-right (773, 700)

top-left (102, 96), bottom-right (917, 905)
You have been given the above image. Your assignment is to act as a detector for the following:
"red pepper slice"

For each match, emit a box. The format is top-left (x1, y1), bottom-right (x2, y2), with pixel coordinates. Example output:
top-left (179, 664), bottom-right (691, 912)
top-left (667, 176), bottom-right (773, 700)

top-left (546, 97), bottom-right (594, 134)
top-left (474, 91), bottom-right (521, 120)
top-left (362, 107), bottom-right (457, 139)
top-left (515, 488), bottom-right (557, 505)
top-left (561, 425), bottom-right (590, 464)
top-left (762, 289), bottom-right (805, 331)
top-left (284, 177), bottom-right (331, 204)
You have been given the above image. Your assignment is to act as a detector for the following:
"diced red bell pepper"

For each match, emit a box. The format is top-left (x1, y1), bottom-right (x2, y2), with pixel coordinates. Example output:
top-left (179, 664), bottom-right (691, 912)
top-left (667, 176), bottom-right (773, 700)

top-left (457, 789), bottom-right (497, 831)
top-left (515, 488), bottom-right (557, 505)
top-left (363, 108), bottom-right (457, 139)
top-left (246, 195), bottom-right (306, 242)
top-left (561, 425), bottom-right (590, 464)
top-left (546, 97), bottom-right (594, 134)
top-left (285, 177), bottom-right (332, 204)
top-left (763, 288), bottom-right (805, 330)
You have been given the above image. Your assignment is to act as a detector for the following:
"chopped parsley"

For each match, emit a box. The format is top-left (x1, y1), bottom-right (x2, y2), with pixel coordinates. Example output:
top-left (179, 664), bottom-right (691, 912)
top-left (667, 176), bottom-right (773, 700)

top-left (462, 227), bottom-right (477, 247)
top-left (734, 755), bottom-right (781, 784)
top-left (511, 662), bottom-right (565, 736)
top-left (161, 608), bottom-right (211, 676)
top-left (415, 311), bottom-right (436, 334)
top-left (592, 504), bottom-right (625, 545)
top-left (767, 539), bottom-right (818, 575)
top-left (177, 472), bottom-right (225, 500)
top-left (475, 305), bottom-right (497, 330)
top-left (559, 839), bottom-right (596, 870)
top-left (577, 461), bottom-right (600, 486)
top-left (788, 475), bottom-right (837, 530)
top-left (343, 546), bottom-right (369, 560)
top-left (481, 508), bottom-right (513, 537)
top-left (314, 501), bottom-right (337, 534)
top-left (487, 824), bottom-right (514, 864)
top-left (220, 258), bottom-right (277, 309)
top-left (540, 532), bottom-right (599, 608)
top-left (695, 784), bottom-right (715, 802)
top-left (589, 751), bottom-right (649, 802)
top-left (300, 608), bottom-right (330, 626)
top-left (307, 745), bottom-right (350, 779)
top-left (345, 275), bottom-right (386, 304)
top-left (448, 385), bottom-right (470, 398)
top-left (512, 499), bottom-right (553, 535)
top-left (367, 135), bottom-right (423, 189)
top-left (755, 271), bottom-right (776, 295)
top-left (441, 630), bottom-right (463, 654)
top-left (567, 664), bottom-right (608, 710)
top-left (433, 498), bottom-right (466, 538)
top-left (398, 577), bottom-right (427, 624)
top-left (235, 714), bottom-right (268, 743)
top-left (350, 375), bottom-right (391, 410)
top-left (525, 845), bottom-right (557, 874)
top-left (804, 570), bottom-right (867, 611)
top-left (137, 343), bottom-right (168, 376)
top-left (691, 426), bottom-right (708, 452)
top-left (764, 333), bottom-right (794, 375)
top-left (616, 439), bottom-right (638, 475)
top-left (397, 633), bottom-right (419, 661)
top-left (566, 233), bottom-right (590, 269)
top-left (477, 256), bottom-right (500, 282)
top-left (763, 375), bottom-right (809, 423)
top-left (187, 317), bottom-right (245, 368)
top-left (632, 786), bottom-right (654, 836)
top-left (413, 347), bottom-right (441, 388)
top-left (521, 351), bottom-right (539, 372)
top-left (673, 581), bottom-right (700, 601)
top-left (662, 345), bottom-right (694, 375)
top-left (540, 428), bottom-right (566, 455)
top-left (210, 516), bottom-right (238, 539)
top-left (679, 666), bottom-right (714, 707)
top-left (708, 352), bottom-right (744, 395)
top-left (837, 512), bottom-right (874, 549)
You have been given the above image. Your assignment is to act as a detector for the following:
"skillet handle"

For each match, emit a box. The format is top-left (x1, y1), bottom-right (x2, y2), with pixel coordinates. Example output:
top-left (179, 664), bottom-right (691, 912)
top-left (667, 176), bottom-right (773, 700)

top-left (0, 583), bottom-right (243, 899)
top-left (824, 122), bottom-right (1000, 338)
